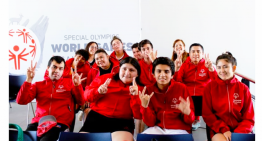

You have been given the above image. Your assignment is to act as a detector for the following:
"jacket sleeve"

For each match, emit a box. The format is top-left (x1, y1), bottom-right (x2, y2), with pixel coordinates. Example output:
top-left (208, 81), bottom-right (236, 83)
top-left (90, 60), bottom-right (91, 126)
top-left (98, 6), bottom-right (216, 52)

top-left (86, 69), bottom-right (95, 86)
top-left (208, 66), bottom-right (217, 81)
top-left (130, 86), bottom-right (143, 119)
top-left (202, 83), bottom-right (231, 134)
top-left (182, 88), bottom-right (195, 124)
top-left (173, 63), bottom-right (185, 83)
top-left (71, 81), bottom-right (85, 106)
top-left (16, 82), bottom-right (36, 105)
top-left (84, 77), bottom-right (105, 103)
top-left (234, 86), bottom-right (255, 133)
top-left (44, 69), bottom-right (49, 80)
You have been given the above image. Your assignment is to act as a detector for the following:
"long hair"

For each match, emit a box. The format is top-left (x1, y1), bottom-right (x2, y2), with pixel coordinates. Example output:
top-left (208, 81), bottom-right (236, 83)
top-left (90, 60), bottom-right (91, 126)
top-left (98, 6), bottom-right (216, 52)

top-left (171, 39), bottom-right (188, 62)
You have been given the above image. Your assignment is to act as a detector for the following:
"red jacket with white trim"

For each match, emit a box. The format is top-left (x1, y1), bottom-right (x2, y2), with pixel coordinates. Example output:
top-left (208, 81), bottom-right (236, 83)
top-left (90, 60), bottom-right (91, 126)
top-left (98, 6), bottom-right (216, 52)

top-left (140, 80), bottom-right (195, 132)
top-left (110, 50), bottom-right (129, 61)
top-left (16, 77), bottom-right (85, 128)
top-left (44, 58), bottom-right (91, 88)
top-left (139, 59), bottom-right (156, 86)
top-left (84, 73), bottom-right (142, 119)
top-left (174, 57), bottom-right (217, 96)
top-left (202, 75), bottom-right (254, 134)
top-left (86, 57), bottom-right (120, 86)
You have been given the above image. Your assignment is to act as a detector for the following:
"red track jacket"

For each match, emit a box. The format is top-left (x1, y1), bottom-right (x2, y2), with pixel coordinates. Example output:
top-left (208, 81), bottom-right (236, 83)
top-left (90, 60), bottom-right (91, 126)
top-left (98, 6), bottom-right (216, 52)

top-left (139, 59), bottom-right (156, 86)
top-left (174, 57), bottom-right (217, 96)
top-left (84, 73), bottom-right (142, 120)
top-left (202, 75), bottom-right (254, 135)
top-left (140, 80), bottom-right (195, 132)
top-left (110, 50), bottom-right (129, 61)
top-left (86, 57), bottom-right (120, 86)
top-left (16, 77), bottom-right (85, 128)
top-left (44, 58), bottom-right (91, 88)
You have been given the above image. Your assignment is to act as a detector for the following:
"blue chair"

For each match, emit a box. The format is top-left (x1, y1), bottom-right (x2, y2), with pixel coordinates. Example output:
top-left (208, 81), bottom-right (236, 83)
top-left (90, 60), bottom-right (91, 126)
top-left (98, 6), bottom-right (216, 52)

top-left (9, 123), bottom-right (37, 141)
top-left (58, 132), bottom-right (112, 141)
top-left (231, 133), bottom-right (255, 141)
top-left (137, 134), bottom-right (194, 141)
top-left (9, 74), bottom-right (26, 108)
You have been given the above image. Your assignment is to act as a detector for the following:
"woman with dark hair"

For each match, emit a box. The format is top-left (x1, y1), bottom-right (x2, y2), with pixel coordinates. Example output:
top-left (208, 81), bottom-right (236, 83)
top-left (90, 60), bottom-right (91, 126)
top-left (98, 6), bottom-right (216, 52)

top-left (81, 57), bottom-right (143, 141)
top-left (110, 36), bottom-right (129, 62)
top-left (85, 41), bottom-right (98, 67)
top-left (202, 52), bottom-right (254, 141)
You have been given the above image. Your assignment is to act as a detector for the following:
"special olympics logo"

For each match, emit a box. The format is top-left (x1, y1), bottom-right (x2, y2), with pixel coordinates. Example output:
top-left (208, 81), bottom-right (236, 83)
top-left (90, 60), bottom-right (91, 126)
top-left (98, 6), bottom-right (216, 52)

top-left (9, 25), bottom-right (40, 75)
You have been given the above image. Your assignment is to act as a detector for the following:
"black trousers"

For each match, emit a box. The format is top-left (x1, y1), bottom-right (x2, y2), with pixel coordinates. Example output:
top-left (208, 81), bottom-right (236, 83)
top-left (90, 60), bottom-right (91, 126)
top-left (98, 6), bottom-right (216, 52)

top-left (26, 122), bottom-right (68, 141)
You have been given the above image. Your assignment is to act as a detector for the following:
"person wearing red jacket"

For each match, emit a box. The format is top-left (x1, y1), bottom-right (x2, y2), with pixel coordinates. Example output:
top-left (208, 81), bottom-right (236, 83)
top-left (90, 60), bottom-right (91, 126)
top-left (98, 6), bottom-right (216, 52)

top-left (138, 39), bottom-right (157, 86)
top-left (202, 52), bottom-right (254, 141)
top-left (139, 57), bottom-right (195, 134)
top-left (16, 56), bottom-right (85, 141)
top-left (131, 42), bottom-right (143, 61)
top-left (80, 57), bottom-right (143, 141)
top-left (174, 43), bottom-right (217, 130)
top-left (44, 49), bottom-right (91, 88)
top-left (85, 41), bottom-right (98, 67)
top-left (86, 48), bottom-right (120, 86)
top-left (110, 36), bottom-right (129, 62)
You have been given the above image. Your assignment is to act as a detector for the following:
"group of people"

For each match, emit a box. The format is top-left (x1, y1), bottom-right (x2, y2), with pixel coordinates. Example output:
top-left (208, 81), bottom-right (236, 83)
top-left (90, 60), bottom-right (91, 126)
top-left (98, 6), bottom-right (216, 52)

top-left (16, 36), bottom-right (254, 141)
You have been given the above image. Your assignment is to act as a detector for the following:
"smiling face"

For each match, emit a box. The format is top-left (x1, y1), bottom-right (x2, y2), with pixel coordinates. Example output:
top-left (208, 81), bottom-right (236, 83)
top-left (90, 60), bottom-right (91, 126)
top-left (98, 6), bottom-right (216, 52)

top-left (189, 46), bottom-right (204, 64)
top-left (153, 64), bottom-right (172, 88)
top-left (119, 63), bottom-right (138, 84)
top-left (89, 43), bottom-right (98, 55)
top-left (74, 54), bottom-right (86, 66)
top-left (48, 61), bottom-right (65, 81)
top-left (173, 41), bottom-right (185, 56)
top-left (141, 44), bottom-right (153, 59)
top-left (112, 39), bottom-right (123, 52)
top-left (95, 52), bottom-right (110, 70)
top-left (132, 47), bottom-right (143, 60)
top-left (216, 59), bottom-right (236, 80)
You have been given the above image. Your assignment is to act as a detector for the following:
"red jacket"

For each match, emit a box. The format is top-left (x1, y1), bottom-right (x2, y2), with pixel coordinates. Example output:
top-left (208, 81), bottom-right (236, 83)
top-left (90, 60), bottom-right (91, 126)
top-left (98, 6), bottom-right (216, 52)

top-left (84, 73), bottom-right (142, 119)
top-left (140, 80), bottom-right (195, 132)
top-left (139, 59), bottom-right (156, 86)
top-left (202, 75), bottom-right (254, 134)
top-left (110, 50), bottom-right (129, 61)
top-left (44, 58), bottom-right (91, 88)
top-left (174, 57), bottom-right (217, 96)
top-left (86, 57), bottom-right (120, 86)
top-left (16, 77), bottom-right (85, 128)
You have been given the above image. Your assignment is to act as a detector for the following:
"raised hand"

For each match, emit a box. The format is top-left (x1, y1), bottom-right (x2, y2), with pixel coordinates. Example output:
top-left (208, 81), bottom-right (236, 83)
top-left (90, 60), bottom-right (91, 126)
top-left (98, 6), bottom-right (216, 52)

top-left (176, 96), bottom-right (191, 115)
top-left (71, 67), bottom-right (86, 86)
top-left (174, 54), bottom-right (182, 72)
top-left (129, 77), bottom-right (138, 95)
top-left (98, 78), bottom-right (111, 94)
top-left (149, 50), bottom-right (157, 62)
top-left (26, 60), bottom-right (37, 83)
top-left (139, 86), bottom-right (154, 108)
top-left (223, 131), bottom-right (232, 141)
top-left (73, 56), bottom-right (83, 70)
top-left (204, 53), bottom-right (214, 72)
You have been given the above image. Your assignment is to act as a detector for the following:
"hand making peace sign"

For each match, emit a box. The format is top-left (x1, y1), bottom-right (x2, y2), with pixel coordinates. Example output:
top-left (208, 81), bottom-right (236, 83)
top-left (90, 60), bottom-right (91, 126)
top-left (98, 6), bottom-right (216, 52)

top-left (139, 86), bottom-right (154, 108)
top-left (26, 60), bottom-right (37, 83)
top-left (176, 96), bottom-right (191, 115)
top-left (71, 66), bottom-right (86, 86)
top-left (149, 50), bottom-right (157, 63)
top-left (204, 53), bottom-right (214, 72)
top-left (174, 54), bottom-right (183, 72)
top-left (98, 78), bottom-right (111, 94)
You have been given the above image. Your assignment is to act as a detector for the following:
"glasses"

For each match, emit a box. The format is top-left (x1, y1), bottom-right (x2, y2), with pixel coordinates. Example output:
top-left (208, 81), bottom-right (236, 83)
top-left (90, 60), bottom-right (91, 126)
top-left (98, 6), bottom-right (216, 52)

top-left (90, 46), bottom-right (98, 49)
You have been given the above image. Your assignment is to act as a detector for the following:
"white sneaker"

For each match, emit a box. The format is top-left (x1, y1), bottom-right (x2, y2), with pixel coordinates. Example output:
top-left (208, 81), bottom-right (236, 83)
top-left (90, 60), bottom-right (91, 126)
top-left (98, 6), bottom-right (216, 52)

top-left (192, 121), bottom-right (200, 131)
top-left (78, 111), bottom-right (83, 121)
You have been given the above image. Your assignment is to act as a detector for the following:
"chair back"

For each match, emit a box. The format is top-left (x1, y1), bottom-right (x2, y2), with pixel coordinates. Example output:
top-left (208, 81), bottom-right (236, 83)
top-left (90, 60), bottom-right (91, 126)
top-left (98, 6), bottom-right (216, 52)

top-left (137, 134), bottom-right (194, 141)
top-left (58, 132), bottom-right (112, 141)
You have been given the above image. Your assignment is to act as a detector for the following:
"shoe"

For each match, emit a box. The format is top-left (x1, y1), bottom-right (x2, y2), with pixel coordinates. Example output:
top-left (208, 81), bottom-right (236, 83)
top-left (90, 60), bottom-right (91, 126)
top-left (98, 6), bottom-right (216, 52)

top-left (192, 121), bottom-right (200, 131)
top-left (78, 111), bottom-right (83, 121)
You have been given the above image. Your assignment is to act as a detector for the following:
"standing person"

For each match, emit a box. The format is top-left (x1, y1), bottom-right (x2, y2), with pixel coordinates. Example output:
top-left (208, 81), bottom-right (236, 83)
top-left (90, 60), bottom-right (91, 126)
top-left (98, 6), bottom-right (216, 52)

top-left (139, 57), bottom-right (195, 134)
top-left (85, 41), bottom-right (99, 67)
top-left (16, 56), bottom-right (85, 141)
top-left (202, 52), bottom-right (254, 141)
top-left (131, 42), bottom-right (143, 61)
top-left (110, 36), bottom-right (129, 62)
top-left (80, 57), bottom-right (143, 141)
top-left (171, 39), bottom-right (189, 68)
top-left (174, 43), bottom-right (217, 130)
top-left (138, 39), bottom-right (157, 86)
top-left (44, 49), bottom-right (90, 88)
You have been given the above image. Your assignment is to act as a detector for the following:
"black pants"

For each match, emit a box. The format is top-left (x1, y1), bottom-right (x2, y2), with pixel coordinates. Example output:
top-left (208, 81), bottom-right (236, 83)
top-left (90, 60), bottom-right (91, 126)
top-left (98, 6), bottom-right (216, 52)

top-left (26, 122), bottom-right (68, 141)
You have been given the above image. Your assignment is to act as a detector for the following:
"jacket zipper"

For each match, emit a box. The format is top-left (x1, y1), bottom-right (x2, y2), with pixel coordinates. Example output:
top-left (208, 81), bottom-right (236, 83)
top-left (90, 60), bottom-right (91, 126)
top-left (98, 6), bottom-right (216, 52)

top-left (226, 85), bottom-right (234, 127)
top-left (49, 82), bottom-right (55, 114)
top-left (193, 69), bottom-right (197, 96)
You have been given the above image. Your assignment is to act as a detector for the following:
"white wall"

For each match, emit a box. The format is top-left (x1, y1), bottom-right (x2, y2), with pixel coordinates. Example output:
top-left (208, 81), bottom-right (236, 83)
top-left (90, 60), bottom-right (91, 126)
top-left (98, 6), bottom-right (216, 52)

top-left (141, 0), bottom-right (255, 82)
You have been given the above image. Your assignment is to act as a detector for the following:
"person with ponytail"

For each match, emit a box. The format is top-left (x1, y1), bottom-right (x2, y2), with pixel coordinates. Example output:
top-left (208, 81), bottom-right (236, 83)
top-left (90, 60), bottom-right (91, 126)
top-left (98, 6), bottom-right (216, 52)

top-left (202, 52), bottom-right (254, 141)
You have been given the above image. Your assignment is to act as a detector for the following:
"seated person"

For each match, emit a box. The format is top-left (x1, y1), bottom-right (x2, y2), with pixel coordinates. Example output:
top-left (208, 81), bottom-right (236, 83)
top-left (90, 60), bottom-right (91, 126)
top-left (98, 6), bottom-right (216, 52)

top-left (202, 52), bottom-right (254, 141)
top-left (80, 57), bottom-right (143, 141)
top-left (110, 36), bottom-right (129, 62)
top-left (44, 49), bottom-right (90, 88)
top-left (16, 56), bottom-right (85, 141)
top-left (139, 57), bottom-right (195, 134)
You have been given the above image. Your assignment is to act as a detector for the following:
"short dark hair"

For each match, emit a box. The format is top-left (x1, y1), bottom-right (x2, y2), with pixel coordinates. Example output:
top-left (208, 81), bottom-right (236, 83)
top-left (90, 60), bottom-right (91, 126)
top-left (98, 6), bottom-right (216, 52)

top-left (85, 41), bottom-right (99, 56)
top-left (94, 48), bottom-right (108, 55)
top-left (152, 57), bottom-right (175, 75)
top-left (48, 56), bottom-right (65, 68)
top-left (131, 43), bottom-right (140, 51)
top-left (216, 51), bottom-right (237, 66)
top-left (75, 49), bottom-right (89, 61)
top-left (189, 43), bottom-right (204, 52)
top-left (113, 57), bottom-right (143, 86)
top-left (110, 36), bottom-right (123, 45)
top-left (139, 39), bottom-right (153, 49)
